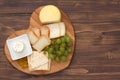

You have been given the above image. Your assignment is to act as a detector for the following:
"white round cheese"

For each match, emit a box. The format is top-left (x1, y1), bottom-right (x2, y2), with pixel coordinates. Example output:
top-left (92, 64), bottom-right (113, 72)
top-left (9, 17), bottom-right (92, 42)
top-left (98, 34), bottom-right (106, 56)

top-left (12, 41), bottom-right (24, 53)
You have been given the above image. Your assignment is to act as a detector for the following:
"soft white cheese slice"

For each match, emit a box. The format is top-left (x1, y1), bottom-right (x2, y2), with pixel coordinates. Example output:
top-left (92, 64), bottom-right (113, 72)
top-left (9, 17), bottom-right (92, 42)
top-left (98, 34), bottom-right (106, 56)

top-left (47, 22), bottom-right (66, 39)
top-left (47, 23), bottom-right (60, 39)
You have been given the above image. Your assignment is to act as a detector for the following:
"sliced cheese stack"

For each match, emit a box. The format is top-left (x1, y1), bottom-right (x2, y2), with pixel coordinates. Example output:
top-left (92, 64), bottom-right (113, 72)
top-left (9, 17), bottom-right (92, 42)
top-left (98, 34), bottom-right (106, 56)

top-left (47, 22), bottom-right (66, 39)
top-left (39, 5), bottom-right (61, 24)
top-left (27, 51), bottom-right (51, 71)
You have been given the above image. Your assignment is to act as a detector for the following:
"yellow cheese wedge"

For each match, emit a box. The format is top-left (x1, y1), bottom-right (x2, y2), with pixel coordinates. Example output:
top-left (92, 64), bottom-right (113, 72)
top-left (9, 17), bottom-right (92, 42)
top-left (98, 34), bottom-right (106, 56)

top-left (39, 5), bottom-right (61, 24)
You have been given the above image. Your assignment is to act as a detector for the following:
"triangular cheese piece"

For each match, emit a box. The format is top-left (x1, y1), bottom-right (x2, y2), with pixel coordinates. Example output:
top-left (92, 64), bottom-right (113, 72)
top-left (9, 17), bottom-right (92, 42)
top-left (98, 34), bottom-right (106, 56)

top-left (35, 52), bottom-right (51, 70)
top-left (27, 51), bottom-right (48, 71)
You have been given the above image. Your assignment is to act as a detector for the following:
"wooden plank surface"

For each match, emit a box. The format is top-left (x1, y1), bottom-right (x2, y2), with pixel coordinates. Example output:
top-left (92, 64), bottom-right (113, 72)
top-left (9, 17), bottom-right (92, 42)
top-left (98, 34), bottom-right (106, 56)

top-left (0, 0), bottom-right (120, 80)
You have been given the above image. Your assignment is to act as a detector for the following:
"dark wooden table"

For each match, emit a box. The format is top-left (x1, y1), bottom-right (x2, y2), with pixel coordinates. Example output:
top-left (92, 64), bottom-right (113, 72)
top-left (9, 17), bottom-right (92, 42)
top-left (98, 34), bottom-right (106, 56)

top-left (0, 0), bottom-right (120, 80)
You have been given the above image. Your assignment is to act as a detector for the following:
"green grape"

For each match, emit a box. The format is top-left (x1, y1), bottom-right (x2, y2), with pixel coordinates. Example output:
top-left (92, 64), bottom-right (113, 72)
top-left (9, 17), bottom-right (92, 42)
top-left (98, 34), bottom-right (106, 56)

top-left (47, 36), bottom-right (73, 62)
top-left (56, 51), bottom-right (63, 56)
top-left (61, 43), bottom-right (66, 47)
top-left (66, 37), bottom-right (71, 43)
top-left (55, 50), bottom-right (59, 54)
top-left (49, 54), bottom-right (55, 60)
top-left (56, 38), bottom-right (62, 45)
top-left (54, 45), bottom-right (59, 50)
top-left (60, 47), bottom-right (65, 53)
top-left (55, 57), bottom-right (60, 63)
top-left (48, 47), bottom-right (54, 54)
top-left (67, 48), bottom-right (72, 53)
top-left (64, 35), bottom-right (70, 43)
top-left (67, 40), bottom-right (73, 47)
top-left (60, 56), bottom-right (67, 62)
top-left (52, 50), bottom-right (56, 54)
top-left (64, 51), bottom-right (68, 56)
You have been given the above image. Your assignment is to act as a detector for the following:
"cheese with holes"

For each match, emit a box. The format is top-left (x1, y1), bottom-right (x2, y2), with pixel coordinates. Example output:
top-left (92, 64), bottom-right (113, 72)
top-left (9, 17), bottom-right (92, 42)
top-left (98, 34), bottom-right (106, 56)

top-left (39, 5), bottom-right (61, 24)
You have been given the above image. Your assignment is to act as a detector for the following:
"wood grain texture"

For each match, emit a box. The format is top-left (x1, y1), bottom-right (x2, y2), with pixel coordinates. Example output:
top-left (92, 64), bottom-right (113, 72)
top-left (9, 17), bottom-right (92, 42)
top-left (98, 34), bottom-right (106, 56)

top-left (4, 6), bottom-right (75, 75)
top-left (0, 0), bottom-right (120, 80)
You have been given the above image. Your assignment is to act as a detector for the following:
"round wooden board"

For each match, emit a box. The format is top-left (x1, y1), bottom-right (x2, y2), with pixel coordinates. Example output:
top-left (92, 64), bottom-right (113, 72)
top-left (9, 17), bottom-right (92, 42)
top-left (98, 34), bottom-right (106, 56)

top-left (4, 6), bottom-right (75, 75)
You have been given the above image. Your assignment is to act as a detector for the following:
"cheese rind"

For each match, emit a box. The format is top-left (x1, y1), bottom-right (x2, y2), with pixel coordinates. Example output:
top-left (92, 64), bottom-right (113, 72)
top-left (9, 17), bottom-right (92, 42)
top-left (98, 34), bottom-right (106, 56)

top-left (39, 5), bottom-right (61, 24)
top-left (59, 22), bottom-right (66, 36)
